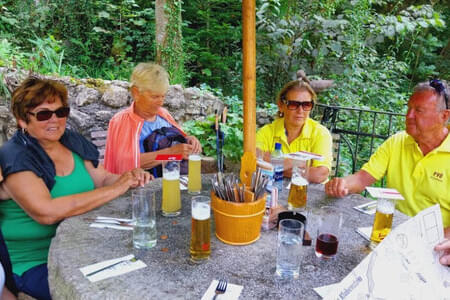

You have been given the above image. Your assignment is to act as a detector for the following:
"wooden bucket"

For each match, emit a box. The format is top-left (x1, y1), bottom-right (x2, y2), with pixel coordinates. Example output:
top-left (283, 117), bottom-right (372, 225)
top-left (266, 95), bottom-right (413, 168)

top-left (211, 190), bottom-right (265, 245)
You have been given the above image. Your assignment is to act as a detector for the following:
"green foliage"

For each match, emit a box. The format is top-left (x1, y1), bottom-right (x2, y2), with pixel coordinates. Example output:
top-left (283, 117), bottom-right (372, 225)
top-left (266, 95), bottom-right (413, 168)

top-left (158, 0), bottom-right (187, 85)
top-left (183, 0), bottom-right (242, 94)
top-left (182, 84), bottom-right (244, 162)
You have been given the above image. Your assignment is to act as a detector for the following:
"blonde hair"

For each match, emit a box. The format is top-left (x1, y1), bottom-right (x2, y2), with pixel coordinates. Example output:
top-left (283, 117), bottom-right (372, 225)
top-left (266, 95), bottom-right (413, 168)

top-left (130, 62), bottom-right (170, 94)
top-left (277, 79), bottom-right (317, 104)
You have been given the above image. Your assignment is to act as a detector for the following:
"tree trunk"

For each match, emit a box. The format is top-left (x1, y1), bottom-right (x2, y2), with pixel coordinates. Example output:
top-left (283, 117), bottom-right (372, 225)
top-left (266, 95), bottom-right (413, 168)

top-left (155, 0), bottom-right (185, 84)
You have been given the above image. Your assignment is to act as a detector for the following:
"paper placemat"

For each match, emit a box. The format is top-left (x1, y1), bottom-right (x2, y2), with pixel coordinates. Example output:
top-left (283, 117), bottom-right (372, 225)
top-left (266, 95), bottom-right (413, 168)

top-left (201, 280), bottom-right (243, 300)
top-left (80, 254), bottom-right (146, 282)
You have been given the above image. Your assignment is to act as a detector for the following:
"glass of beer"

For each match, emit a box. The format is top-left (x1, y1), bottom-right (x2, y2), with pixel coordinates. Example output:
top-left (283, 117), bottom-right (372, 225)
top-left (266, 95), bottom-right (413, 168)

top-left (315, 206), bottom-right (343, 259)
top-left (369, 198), bottom-right (395, 248)
top-left (288, 159), bottom-right (309, 211)
top-left (162, 160), bottom-right (181, 217)
top-left (190, 196), bottom-right (211, 262)
top-left (188, 154), bottom-right (202, 194)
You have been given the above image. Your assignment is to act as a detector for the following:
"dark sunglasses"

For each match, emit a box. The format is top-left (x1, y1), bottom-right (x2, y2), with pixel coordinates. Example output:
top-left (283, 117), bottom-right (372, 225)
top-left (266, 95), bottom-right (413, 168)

top-left (283, 100), bottom-right (314, 111)
top-left (28, 107), bottom-right (70, 121)
top-left (429, 79), bottom-right (449, 109)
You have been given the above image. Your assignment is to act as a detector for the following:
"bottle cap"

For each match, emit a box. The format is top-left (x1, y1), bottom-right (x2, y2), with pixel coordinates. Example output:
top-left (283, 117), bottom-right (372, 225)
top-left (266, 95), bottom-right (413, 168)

top-left (275, 143), bottom-right (282, 150)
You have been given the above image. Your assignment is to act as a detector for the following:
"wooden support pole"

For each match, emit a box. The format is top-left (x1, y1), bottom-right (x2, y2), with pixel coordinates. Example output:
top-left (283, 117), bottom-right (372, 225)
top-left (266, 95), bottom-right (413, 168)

top-left (240, 0), bottom-right (257, 186)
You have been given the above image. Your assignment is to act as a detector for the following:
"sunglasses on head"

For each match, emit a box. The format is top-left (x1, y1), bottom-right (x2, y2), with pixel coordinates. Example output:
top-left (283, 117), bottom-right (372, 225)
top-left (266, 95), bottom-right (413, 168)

top-left (429, 79), bottom-right (449, 109)
top-left (283, 99), bottom-right (314, 111)
top-left (28, 107), bottom-right (70, 121)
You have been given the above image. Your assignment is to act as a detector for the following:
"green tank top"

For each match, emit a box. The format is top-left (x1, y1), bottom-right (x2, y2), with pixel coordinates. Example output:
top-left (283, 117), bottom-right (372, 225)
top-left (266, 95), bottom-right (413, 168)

top-left (0, 152), bottom-right (95, 275)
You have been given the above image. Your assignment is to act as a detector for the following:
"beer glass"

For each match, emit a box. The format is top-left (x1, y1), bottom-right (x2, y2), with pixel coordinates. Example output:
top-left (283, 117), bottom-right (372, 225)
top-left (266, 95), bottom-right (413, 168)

top-left (370, 198), bottom-right (395, 247)
top-left (188, 154), bottom-right (202, 194)
top-left (276, 219), bottom-right (304, 279)
top-left (190, 196), bottom-right (211, 262)
top-left (162, 160), bottom-right (181, 217)
top-left (315, 206), bottom-right (343, 259)
top-left (288, 159), bottom-right (309, 211)
top-left (132, 188), bottom-right (157, 249)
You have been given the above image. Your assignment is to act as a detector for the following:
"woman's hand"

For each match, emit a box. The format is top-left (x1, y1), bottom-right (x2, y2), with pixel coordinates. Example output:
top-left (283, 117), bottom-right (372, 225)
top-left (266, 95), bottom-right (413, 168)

top-left (186, 135), bottom-right (202, 154)
top-left (130, 168), bottom-right (153, 187)
top-left (113, 169), bottom-right (152, 194)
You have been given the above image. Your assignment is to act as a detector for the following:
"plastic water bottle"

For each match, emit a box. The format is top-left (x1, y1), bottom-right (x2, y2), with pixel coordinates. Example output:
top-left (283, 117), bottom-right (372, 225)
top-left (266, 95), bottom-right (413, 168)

top-left (271, 143), bottom-right (284, 192)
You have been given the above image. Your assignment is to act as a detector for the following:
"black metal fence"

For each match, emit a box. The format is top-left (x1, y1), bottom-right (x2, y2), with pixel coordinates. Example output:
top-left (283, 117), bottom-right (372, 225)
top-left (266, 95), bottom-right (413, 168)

top-left (312, 104), bottom-right (406, 179)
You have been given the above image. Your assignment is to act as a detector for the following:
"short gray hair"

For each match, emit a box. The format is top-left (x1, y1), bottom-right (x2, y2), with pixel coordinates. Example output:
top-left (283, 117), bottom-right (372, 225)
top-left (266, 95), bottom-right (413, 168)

top-left (413, 80), bottom-right (449, 112)
top-left (130, 62), bottom-right (169, 94)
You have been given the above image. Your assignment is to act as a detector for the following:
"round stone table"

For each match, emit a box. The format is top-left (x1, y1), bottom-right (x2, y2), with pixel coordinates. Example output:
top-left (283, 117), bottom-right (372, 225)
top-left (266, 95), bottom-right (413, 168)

top-left (48, 174), bottom-right (406, 299)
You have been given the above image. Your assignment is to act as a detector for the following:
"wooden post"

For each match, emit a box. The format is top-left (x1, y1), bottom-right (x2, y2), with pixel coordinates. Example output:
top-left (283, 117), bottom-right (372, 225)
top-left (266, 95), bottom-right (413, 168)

top-left (240, 0), bottom-right (257, 186)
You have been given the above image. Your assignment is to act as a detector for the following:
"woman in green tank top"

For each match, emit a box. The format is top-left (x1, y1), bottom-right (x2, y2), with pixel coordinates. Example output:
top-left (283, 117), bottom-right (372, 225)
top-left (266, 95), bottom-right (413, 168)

top-left (0, 78), bottom-right (152, 300)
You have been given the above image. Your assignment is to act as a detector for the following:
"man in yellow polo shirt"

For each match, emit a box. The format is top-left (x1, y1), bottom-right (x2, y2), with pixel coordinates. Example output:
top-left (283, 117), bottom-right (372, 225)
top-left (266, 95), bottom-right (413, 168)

top-left (325, 80), bottom-right (450, 228)
top-left (256, 79), bottom-right (332, 184)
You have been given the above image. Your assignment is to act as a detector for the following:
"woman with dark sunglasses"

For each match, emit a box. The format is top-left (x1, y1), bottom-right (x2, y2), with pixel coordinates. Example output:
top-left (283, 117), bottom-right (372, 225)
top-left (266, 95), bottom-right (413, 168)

top-left (0, 77), bottom-right (152, 300)
top-left (256, 79), bottom-right (332, 183)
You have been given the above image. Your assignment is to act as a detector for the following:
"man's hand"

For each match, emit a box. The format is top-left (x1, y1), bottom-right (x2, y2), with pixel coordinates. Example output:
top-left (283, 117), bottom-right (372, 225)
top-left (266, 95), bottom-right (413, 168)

top-left (435, 238), bottom-right (450, 266)
top-left (325, 177), bottom-right (349, 197)
top-left (186, 135), bottom-right (202, 154)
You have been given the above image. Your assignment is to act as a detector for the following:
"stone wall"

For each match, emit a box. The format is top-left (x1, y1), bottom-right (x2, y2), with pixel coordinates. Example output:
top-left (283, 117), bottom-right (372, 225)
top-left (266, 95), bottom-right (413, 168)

top-left (0, 68), bottom-right (224, 145)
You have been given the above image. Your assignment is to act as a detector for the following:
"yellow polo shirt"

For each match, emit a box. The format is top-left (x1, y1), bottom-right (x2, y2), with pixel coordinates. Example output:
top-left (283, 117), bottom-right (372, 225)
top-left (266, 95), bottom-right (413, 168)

top-left (361, 130), bottom-right (450, 227)
top-left (256, 117), bottom-right (332, 170)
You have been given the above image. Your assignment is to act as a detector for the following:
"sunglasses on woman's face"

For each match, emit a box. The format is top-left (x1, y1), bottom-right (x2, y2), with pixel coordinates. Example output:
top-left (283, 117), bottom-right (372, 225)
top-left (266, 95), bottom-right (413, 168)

top-left (28, 107), bottom-right (70, 121)
top-left (284, 100), bottom-right (314, 111)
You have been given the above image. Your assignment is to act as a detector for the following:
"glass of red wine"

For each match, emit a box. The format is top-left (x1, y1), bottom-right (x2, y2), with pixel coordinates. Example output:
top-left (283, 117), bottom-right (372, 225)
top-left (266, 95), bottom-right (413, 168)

top-left (315, 206), bottom-right (343, 259)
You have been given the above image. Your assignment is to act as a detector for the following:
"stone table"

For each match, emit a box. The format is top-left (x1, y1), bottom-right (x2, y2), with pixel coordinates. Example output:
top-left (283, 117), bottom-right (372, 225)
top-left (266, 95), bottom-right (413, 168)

top-left (48, 174), bottom-right (406, 299)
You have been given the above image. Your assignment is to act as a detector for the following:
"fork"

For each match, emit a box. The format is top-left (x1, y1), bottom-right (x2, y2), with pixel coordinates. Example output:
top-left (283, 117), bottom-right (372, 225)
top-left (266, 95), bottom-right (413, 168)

top-left (212, 279), bottom-right (227, 300)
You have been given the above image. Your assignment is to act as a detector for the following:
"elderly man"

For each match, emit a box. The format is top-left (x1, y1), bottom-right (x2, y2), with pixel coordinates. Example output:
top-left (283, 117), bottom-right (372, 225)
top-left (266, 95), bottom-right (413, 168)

top-left (104, 62), bottom-right (202, 175)
top-left (325, 80), bottom-right (450, 228)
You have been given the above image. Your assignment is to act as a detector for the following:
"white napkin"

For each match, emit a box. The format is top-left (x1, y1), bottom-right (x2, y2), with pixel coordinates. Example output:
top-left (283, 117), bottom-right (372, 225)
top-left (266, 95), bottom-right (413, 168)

top-left (313, 282), bottom-right (340, 298)
top-left (201, 280), bottom-right (243, 300)
top-left (179, 176), bottom-right (188, 190)
top-left (355, 226), bottom-right (372, 241)
top-left (80, 254), bottom-right (146, 282)
top-left (89, 216), bottom-right (134, 231)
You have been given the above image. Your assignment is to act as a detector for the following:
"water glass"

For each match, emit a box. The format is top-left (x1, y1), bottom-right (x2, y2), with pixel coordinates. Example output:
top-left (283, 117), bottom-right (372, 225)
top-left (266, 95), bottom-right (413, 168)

top-left (276, 219), bottom-right (304, 279)
top-left (132, 188), bottom-right (157, 249)
top-left (190, 196), bottom-right (211, 262)
top-left (162, 160), bottom-right (181, 217)
top-left (315, 206), bottom-right (343, 259)
top-left (188, 154), bottom-right (202, 194)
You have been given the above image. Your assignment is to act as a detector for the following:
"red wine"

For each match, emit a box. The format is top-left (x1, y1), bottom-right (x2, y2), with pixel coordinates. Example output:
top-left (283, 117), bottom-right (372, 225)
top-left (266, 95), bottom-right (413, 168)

top-left (315, 233), bottom-right (338, 257)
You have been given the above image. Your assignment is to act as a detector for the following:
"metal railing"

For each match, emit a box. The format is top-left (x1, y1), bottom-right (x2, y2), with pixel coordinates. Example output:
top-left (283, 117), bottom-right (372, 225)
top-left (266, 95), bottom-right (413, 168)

top-left (312, 104), bottom-right (406, 178)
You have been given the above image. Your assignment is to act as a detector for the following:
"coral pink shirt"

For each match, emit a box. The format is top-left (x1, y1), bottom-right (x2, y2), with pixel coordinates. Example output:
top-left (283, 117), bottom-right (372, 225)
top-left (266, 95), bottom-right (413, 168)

top-left (104, 102), bottom-right (186, 174)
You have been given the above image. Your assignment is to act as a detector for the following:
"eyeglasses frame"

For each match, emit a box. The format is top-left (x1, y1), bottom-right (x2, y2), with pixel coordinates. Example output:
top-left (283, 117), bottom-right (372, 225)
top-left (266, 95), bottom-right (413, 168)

top-left (429, 79), bottom-right (449, 110)
top-left (282, 99), bottom-right (315, 111)
top-left (27, 106), bottom-right (70, 122)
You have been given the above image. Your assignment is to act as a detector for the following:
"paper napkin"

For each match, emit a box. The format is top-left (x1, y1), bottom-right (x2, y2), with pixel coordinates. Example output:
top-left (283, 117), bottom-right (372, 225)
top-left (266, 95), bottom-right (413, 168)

top-left (80, 254), bottom-right (146, 282)
top-left (313, 282), bottom-right (340, 298)
top-left (179, 176), bottom-right (188, 190)
top-left (356, 226), bottom-right (372, 241)
top-left (353, 201), bottom-right (377, 215)
top-left (201, 280), bottom-right (243, 300)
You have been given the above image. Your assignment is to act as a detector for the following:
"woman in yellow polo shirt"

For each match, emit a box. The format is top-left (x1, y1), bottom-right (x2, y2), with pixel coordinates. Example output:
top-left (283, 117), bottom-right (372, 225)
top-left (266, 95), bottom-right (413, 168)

top-left (256, 79), bottom-right (332, 183)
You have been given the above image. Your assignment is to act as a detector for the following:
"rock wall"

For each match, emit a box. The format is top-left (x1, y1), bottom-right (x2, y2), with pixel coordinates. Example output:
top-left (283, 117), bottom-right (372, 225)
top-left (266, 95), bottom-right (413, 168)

top-left (0, 68), bottom-right (224, 145)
